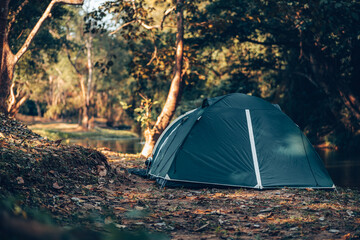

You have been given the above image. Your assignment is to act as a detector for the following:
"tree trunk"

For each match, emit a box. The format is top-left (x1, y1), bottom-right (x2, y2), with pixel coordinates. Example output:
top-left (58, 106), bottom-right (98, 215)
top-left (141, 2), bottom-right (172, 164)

top-left (141, 0), bottom-right (184, 158)
top-left (0, 44), bottom-right (15, 114)
top-left (0, 0), bottom-right (11, 114)
top-left (35, 100), bottom-right (42, 117)
top-left (82, 30), bottom-right (94, 129)
top-left (78, 74), bottom-right (89, 129)
top-left (0, 0), bottom-right (10, 68)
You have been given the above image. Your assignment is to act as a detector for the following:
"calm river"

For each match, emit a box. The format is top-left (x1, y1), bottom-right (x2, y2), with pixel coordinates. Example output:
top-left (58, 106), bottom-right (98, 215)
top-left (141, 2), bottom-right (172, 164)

top-left (70, 138), bottom-right (360, 189)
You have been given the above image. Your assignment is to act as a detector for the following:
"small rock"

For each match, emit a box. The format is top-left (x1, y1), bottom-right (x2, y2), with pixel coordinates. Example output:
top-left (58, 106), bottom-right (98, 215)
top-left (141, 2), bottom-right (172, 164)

top-left (115, 224), bottom-right (126, 229)
top-left (346, 210), bottom-right (354, 217)
top-left (155, 222), bottom-right (166, 226)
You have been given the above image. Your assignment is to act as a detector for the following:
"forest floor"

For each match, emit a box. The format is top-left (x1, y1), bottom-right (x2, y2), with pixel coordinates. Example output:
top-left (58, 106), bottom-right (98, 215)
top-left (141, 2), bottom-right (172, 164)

top-left (1, 114), bottom-right (360, 240)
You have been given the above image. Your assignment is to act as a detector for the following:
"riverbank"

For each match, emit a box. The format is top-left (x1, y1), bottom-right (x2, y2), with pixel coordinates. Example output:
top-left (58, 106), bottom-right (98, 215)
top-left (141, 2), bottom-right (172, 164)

top-left (1, 114), bottom-right (359, 239)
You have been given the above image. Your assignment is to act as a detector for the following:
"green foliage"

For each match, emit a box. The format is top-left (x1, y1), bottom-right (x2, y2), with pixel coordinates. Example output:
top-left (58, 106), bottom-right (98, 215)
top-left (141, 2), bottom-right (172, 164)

top-left (134, 94), bottom-right (159, 128)
top-left (14, 0), bottom-right (360, 148)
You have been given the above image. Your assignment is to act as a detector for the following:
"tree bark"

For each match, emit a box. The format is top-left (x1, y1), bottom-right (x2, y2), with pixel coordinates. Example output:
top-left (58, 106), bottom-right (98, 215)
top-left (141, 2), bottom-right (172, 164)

top-left (0, 0), bottom-right (10, 68)
top-left (141, 0), bottom-right (184, 158)
top-left (0, 43), bottom-right (15, 114)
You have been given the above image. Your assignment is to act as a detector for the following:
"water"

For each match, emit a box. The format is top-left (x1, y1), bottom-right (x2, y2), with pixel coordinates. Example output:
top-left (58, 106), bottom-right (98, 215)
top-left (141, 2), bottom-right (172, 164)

top-left (69, 138), bottom-right (143, 154)
top-left (68, 138), bottom-right (360, 189)
top-left (317, 149), bottom-right (360, 189)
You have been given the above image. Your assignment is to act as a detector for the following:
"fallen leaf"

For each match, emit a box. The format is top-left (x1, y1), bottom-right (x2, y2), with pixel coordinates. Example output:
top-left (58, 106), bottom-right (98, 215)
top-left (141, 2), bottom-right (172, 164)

top-left (53, 182), bottom-right (63, 189)
top-left (259, 207), bottom-right (273, 213)
top-left (97, 165), bottom-right (107, 177)
top-left (16, 176), bottom-right (24, 184)
top-left (342, 233), bottom-right (351, 239)
top-left (114, 207), bottom-right (127, 212)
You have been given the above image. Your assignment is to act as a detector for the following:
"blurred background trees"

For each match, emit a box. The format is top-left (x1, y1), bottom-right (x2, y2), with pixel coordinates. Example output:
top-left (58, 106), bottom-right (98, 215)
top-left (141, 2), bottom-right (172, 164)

top-left (3, 0), bottom-right (359, 150)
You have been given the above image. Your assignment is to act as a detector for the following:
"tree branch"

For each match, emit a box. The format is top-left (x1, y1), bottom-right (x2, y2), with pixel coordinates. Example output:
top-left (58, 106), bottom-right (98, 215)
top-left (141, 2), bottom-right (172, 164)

top-left (64, 43), bottom-right (82, 74)
top-left (110, 20), bottom-right (136, 35)
top-left (14, 0), bottom-right (84, 64)
top-left (146, 46), bottom-right (158, 65)
top-left (56, 0), bottom-right (84, 4)
top-left (160, 6), bottom-right (176, 30)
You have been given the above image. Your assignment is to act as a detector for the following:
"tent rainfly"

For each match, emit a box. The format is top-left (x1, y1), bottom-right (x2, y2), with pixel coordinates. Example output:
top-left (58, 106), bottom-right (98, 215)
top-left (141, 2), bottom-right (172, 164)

top-left (147, 93), bottom-right (335, 189)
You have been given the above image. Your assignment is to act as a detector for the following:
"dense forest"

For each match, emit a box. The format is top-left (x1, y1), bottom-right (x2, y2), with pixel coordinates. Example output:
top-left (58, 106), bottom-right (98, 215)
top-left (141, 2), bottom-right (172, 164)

top-left (1, 0), bottom-right (360, 153)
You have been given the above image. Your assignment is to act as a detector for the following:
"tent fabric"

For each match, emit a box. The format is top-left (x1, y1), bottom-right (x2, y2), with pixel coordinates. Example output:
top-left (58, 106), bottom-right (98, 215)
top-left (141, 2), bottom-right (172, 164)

top-left (148, 93), bottom-right (335, 189)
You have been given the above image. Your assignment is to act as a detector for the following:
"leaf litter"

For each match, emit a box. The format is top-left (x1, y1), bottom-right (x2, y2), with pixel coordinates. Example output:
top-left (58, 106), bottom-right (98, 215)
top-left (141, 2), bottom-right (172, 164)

top-left (1, 113), bottom-right (360, 239)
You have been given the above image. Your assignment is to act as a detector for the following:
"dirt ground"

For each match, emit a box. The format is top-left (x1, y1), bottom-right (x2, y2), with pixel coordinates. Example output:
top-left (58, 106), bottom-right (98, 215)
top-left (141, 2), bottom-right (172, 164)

top-left (96, 151), bottom-right (360, 240)
top-left (1, 114), bottom-right (360, 239)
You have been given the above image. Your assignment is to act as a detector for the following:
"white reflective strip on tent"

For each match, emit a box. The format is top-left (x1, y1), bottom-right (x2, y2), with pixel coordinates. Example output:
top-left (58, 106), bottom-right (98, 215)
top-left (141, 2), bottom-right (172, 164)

top-left (245, 109), bottom-right (263, 189)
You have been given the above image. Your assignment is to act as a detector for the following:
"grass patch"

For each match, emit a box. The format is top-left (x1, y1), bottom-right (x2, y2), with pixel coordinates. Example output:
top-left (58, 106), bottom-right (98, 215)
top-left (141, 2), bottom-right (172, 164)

top-left (29, 123), bottom-right (138, 140)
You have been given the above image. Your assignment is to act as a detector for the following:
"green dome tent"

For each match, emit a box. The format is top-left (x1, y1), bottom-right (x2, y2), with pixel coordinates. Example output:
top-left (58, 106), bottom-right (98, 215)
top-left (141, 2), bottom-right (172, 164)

top-left (147, 93), bottom-right (334, 189)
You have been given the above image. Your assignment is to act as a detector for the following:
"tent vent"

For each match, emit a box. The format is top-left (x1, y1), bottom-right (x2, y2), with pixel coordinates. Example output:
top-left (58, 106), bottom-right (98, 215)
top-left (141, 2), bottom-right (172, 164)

top-left (202, 99), bottom-right (210, 108)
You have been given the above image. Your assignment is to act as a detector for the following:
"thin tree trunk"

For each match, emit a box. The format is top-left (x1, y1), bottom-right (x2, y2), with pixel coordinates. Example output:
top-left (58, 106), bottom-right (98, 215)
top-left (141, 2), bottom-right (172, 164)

top-left (83, 29), bottom-right (93, 129)
top-left (79, 74), bottom-right (89, 129)
top-left (141, 0), bottom-right (184, 158)
top-left (35, 101), bottom-right (42, 117)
